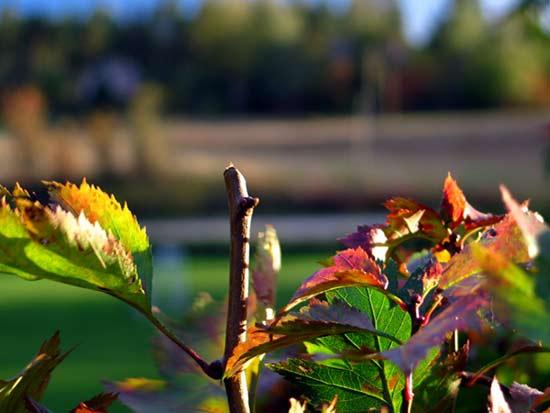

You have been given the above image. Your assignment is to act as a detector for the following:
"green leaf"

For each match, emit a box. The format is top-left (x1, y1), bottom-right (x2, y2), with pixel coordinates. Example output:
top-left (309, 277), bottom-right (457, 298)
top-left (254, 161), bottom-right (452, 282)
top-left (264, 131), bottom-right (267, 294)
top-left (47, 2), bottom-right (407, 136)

top-left (270, 357), bottom-right (389, 412)
top-left (272, 287), bottom-right (413, 412)
top-left (0, 183), bottom-right (152, 312)
top-left (225, 299), bottom-right (402, 378)
top-left (47, 179), bottom-right (153, 302)
top-left (0, 332), bottom-right (70, 413)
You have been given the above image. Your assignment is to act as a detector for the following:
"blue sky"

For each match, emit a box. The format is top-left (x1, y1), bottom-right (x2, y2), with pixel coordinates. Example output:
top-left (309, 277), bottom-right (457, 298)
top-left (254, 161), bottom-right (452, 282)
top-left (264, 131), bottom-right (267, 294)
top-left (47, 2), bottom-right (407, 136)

top-left (0, 0), bottom-right (521, 46)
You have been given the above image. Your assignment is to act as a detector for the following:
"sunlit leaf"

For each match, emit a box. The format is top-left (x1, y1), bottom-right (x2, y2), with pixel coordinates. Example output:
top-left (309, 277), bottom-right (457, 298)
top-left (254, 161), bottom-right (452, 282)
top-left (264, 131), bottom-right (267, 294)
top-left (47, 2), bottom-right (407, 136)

top-left (470, 344), bottom-right (550, 382)
top-left (0, 183), bottom-right (151, 312)
top-left (0, 332), bottom-right (69, 413)
top-left (47, 179), bottom-right (153, 301)
top-left (440, 173), bottom-right (466, 227)
top-left (281, 248), bottom-right (388, 313)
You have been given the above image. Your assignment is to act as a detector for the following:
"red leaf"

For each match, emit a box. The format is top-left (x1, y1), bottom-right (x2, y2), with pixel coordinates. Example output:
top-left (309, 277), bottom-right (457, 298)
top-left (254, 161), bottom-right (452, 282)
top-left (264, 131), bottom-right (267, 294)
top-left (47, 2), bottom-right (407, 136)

top-left (281, 248), bottom-right (387, 313)
top-left (382, 291), bottom-right (488, 374)
top-left (440, 173), bottom-right (466, 226)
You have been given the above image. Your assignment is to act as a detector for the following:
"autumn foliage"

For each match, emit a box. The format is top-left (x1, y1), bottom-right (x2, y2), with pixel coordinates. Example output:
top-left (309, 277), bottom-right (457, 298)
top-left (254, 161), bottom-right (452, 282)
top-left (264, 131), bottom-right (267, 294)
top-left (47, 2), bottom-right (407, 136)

top-left (0, 172), bottom-right (549, 412)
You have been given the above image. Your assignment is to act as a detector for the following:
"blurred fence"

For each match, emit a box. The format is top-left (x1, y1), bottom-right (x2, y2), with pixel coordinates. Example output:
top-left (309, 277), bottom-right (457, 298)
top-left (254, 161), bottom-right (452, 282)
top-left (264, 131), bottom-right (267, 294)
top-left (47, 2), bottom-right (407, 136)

top-left (0, 110), bottom-right (548, 209)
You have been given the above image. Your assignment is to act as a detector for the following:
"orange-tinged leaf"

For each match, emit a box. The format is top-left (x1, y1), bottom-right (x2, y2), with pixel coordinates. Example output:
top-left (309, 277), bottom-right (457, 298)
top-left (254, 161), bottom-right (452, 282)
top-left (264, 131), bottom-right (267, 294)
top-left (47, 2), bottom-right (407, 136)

top-left (70, 393), bottom-right (118, 413)
top-left (384, 197), bottom-right (447, 242)
top-left (441, 173), bottom-right (466, 226)
top-left (281, 248), bottom-right (387, 313)
top-left (0, 183), bottom-right (151, 312)
top-left (47, 179), bottom-right (152, 298)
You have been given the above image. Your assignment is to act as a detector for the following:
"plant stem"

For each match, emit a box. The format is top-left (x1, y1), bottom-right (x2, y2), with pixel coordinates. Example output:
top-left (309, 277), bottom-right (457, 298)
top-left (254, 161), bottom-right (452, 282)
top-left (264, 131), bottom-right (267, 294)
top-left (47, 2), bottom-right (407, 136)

top-left (223, 165), bottom-right (259, 413)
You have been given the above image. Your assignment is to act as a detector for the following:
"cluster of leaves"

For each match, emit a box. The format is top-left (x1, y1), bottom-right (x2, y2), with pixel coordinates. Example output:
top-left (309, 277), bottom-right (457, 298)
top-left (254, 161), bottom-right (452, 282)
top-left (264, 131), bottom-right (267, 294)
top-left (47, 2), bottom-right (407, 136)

top-left (1, 174), bottom-right (549, 412)
top-left (224, 175), bottom-right (550, 412)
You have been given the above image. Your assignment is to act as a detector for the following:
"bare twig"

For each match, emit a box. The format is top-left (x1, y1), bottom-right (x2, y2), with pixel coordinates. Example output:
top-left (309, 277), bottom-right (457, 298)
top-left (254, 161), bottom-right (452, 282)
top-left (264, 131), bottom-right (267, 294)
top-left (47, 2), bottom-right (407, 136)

top-left (223, 165), bottom-right (259, 413)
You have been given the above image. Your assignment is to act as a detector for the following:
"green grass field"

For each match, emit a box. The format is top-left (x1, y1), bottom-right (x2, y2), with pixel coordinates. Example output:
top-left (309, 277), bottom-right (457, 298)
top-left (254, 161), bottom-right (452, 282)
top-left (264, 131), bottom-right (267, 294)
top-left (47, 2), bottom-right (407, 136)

top-left (0, 251), bottom-right (328, 412)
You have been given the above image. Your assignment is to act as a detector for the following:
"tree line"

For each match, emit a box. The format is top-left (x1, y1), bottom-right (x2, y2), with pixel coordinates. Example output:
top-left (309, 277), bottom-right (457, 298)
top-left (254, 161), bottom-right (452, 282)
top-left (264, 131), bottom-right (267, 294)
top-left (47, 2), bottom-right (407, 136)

top-left (0, 0), bottom-right (549, 117)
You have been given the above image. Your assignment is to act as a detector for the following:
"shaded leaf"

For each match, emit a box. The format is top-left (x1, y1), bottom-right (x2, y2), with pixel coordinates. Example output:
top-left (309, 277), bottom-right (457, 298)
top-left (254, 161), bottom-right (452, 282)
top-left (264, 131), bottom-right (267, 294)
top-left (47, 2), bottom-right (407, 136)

top-left (470, 344), bottom-right (550, 383)
top-left (271, 358), bottom-right (390, 412)
top-left (105, 377), bottom-right (227, 413)
top-left (412, 342), bottom-right (469, 413)
top-left (398, 258), bottom-right (442, 308)
top-left (25, 397), bottom-right (53, 413)
top-left (0, 184), bottom-right (151, 312)
top-left (0, 332), bottom-right (69, 413)
top-left (252, 225), bottom-right (281, 311)
top-left (381, 291), bottom-right (488, 375)
top-left (70, 393), bottom-right (118, 413)
top-left (282, 248), bottom-right (388, 313)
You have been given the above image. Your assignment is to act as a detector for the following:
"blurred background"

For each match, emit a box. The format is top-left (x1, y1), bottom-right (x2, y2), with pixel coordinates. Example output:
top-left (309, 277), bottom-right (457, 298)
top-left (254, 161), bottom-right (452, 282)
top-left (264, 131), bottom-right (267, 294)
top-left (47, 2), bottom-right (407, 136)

top-left (0, 0), bottom-right (549, 411)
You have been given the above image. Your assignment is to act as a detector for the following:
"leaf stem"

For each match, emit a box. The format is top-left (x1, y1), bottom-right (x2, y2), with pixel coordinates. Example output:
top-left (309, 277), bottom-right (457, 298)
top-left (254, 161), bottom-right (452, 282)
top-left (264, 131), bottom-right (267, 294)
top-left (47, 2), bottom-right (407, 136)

top-left (223, 165), bottom-right (259, 413)
top-left (146, 312), bottom-right (223, 380)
